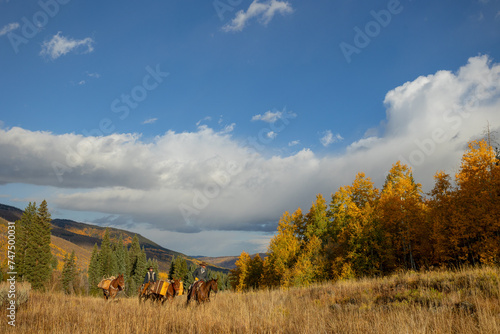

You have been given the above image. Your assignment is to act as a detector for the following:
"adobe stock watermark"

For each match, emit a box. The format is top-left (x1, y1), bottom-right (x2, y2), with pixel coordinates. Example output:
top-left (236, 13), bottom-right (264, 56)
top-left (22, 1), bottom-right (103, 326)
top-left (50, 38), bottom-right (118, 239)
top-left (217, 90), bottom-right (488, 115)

top-left (6, 0), bottom-right (72, 54)
top-left (339, 0), bottom-right (405, 64)
top-left (178, 110), bottom-right (296, 225)
top-left (398, 94), bottom-right (483, 169)
top-left (213, 0), bottom-right (246, 21)
top-left (51, 64), bottom-right (169, 182)
top-left (6, 222), bottom-right (17, 327)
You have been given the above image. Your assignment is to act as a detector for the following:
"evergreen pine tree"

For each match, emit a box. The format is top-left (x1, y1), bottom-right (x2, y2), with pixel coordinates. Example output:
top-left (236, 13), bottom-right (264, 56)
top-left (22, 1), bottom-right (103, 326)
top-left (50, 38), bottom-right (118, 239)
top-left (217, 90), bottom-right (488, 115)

top-left (135, 246), bottom-right (147, 287)
top-left (168, 256), bottom-right (176, 279)
top-left (127, 235), bottom-right (141, 278)
top-left (128, 235), bottom-right (147, 289)
top-left (15, 202), bottom-right (37, 280)
top-left (99, 228), bottom-right (117, 277)
top-left (127, 277), bottom-right (137, 297)
top-left (114, 235), bottom-right (127, 277)
top-left (152, 258), bottom-right (159, 275)
top-left (37, 200), bottom-right (53, 282)
top-left (87, 243), bottom-right (101, 295)
top-left (62, 251), bottom-right (77, 294)
top-left (24, 200), bottom-right (52, 291)
top-left (185, 264), bottom-right (196, 290)
top-left (171, 257), bottom-right (188, 280)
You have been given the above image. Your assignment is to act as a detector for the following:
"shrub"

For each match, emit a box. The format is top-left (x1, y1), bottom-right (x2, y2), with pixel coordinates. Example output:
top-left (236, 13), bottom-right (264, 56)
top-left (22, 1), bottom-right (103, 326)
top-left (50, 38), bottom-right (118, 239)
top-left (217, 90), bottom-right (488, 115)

top-left (0, 281), bottom-right (31, 308)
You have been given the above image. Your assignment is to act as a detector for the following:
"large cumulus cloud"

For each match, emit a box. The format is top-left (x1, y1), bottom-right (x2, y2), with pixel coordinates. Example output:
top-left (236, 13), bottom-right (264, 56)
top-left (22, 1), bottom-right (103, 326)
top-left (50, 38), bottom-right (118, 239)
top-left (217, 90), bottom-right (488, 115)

top-left (1, 55), bottom-right (500, 239)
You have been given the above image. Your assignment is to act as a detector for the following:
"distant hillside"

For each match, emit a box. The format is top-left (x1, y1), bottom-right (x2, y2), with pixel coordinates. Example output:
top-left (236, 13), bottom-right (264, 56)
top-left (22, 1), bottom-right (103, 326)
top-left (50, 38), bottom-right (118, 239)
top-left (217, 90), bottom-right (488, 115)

top-left (0, 203), bottom-right (230, 274)
top-left (0, 203), bottom-right (23, 222)
top-left (50, 235), bottom-right (92, 272)
top-left (50, 218), bottom-right (188, 273)
top-left (195, 253), bottom-right (267, 270)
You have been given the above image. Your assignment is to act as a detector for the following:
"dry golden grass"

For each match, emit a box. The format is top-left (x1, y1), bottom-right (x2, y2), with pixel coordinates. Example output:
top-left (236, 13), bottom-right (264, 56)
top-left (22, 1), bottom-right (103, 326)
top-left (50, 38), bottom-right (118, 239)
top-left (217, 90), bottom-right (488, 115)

top-left (2, 266), bottom-right (499, 333)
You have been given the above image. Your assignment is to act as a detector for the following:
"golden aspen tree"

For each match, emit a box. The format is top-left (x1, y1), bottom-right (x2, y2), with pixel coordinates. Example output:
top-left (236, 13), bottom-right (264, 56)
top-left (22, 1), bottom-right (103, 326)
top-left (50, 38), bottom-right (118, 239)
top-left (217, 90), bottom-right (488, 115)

top-left (327, 173), bottom-right (381, 279)
top-left (232, 251), bottom-right (251, 292)
top-left (261, 210), bottom-right (301, 287)
top-left (378, 162), bottom-right (427, 271)
top-left (288, 235), bottom-right (322, 287)
top-left (453, 140), bottom-right (500, 265)
top-left (304, 194), bottom-right (329, 242)
top-left (247, 254), bottom-right (263, 289)
top-left (427, 171), bottom-right (454, 265)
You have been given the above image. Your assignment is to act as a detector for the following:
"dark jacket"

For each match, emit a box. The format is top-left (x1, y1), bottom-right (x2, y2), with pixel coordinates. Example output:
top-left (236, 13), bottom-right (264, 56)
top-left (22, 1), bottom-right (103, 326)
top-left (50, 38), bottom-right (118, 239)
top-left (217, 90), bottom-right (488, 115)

top-left (143, 271), bottom-right (157, 284)
top-left (192, 266), bottom-right (207, 281)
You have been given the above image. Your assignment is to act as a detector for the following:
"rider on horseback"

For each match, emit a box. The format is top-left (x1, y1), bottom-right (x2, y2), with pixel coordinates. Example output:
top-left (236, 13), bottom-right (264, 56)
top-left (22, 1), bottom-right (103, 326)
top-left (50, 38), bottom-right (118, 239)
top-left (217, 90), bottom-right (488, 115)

top-left (188, 261), bottom-right (208, 296)
top-left (141, 266), bottom-right (157, 294)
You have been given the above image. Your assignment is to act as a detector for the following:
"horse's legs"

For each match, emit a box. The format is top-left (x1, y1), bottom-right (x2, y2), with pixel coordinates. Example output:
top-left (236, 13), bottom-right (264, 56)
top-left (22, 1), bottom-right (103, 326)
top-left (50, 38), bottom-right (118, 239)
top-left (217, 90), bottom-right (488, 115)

top-left (186, 288), bottom-right (193, 305)
top-left (110, 289), bottom-right (116, 301)
top-left (103, 289), bottom-right (109, 301)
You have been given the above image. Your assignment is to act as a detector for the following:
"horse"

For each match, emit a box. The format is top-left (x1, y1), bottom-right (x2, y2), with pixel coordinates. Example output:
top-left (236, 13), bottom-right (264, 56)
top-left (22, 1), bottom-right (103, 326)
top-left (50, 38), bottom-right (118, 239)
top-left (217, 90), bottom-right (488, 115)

top-left (154, 279), bottom-right (182, 304)
top-left (101, 274), bottom-right (125, 301)
top-left (139, 279), bottom-right (181, 304)
top-left (186, 278), bottom-right (218, 305)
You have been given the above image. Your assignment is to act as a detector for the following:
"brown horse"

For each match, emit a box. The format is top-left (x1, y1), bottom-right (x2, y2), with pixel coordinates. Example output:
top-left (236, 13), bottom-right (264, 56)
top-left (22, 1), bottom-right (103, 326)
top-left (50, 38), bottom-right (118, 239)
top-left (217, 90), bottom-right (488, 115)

top-left (155, 279), bottom-right (182, 304)
top-left (102, 274), bottom-right (125, 301)
top-left (187, 278), bottom-right (218, 305)
top-left (139, 279), bottom-right (182, 304)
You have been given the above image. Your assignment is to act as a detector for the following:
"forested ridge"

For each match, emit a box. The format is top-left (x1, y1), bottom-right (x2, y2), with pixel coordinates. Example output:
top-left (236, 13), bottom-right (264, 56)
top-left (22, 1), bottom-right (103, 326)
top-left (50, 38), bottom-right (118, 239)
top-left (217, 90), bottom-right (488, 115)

top-left (231, 139), bottom-right (500, 290)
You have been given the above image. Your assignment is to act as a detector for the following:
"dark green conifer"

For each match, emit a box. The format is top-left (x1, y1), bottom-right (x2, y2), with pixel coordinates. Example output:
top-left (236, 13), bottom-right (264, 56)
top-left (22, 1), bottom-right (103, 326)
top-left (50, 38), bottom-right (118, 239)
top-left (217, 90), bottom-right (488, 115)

top-left (87, 243), bottom-right (101, 295)
top-left (24, 200), bottom-right (52, 291)
top-left (62, 250), bottom-right (77, 294)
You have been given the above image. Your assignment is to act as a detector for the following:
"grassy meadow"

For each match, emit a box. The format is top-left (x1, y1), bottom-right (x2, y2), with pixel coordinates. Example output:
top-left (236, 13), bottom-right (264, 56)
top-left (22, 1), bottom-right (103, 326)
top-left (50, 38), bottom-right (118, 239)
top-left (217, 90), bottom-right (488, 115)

top-left (2, 266), bottom-right (500, 334)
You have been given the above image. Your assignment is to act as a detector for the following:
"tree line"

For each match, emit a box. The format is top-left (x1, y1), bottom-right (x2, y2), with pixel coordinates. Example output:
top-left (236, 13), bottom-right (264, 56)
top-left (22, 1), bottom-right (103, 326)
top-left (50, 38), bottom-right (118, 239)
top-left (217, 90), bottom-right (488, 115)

top-left (13, 200), bottom-right (52, 291)
top-left (169, 256), bottom-right (230, 291)
top-left (230, 139), bottom-right (500, 291)
top-left (87, 231), bottom-right (231, 295)
top-left (86, 229), bottom-right (160, 296)
top-left (8, 204), bottom-right (231, 294)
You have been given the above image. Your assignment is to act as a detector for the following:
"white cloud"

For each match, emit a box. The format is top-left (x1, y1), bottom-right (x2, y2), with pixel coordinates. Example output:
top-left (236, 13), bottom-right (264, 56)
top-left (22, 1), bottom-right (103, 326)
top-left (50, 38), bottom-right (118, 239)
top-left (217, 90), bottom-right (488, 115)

top-left (251, 109), bottom-right (296, 123)
top-left (288, 140), bottom-right (300, 146)
top-left (196, 116), bottom-right (212, 126)
top-left (1, 56), bottom-right (500, 255)
top-left (40, 32), bottom-right (94, 60)
top-left (87, 72), bottom-right (100, 78)
top-left (142, 118), bottom-right (158, 125)
top-left (320, 130), bottom-right (343, 147)
top-left (222, 0), bottom-right (293, 32)
top-left (346, 136), bottom-right (381, 153)
top-left (220, 123), bottom-right (236, 134)
top-left (0, 22), bottom-right (19, 36)
top-left (267, 131), bottom-right (277, 139)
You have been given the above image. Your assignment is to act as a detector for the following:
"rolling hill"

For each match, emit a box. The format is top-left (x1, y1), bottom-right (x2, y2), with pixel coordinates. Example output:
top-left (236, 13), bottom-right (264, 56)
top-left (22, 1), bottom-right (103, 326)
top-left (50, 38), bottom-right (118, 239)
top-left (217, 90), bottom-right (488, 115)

top-left (0, 203), bottom-right (229, 274)
top-left (0, 203), bottom-right (23, 222)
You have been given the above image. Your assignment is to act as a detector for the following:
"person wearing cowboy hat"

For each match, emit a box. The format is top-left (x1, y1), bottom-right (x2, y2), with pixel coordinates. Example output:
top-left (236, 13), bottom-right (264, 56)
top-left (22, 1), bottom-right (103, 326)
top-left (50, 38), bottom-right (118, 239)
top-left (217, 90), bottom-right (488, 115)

top-left (143, 266), bottom-right (157, 284)
top-left (188, 261), bottom-right (208, 300)
top-left (192, 261), bottom-right (208, 282)
top-left (141, 266), bottom-right (157, 295)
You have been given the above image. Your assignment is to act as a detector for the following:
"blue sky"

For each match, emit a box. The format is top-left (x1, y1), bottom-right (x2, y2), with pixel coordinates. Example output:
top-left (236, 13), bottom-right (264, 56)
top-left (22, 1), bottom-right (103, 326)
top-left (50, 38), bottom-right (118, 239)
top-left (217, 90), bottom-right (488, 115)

top-left (1, 0), bottom-right (500, 256)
